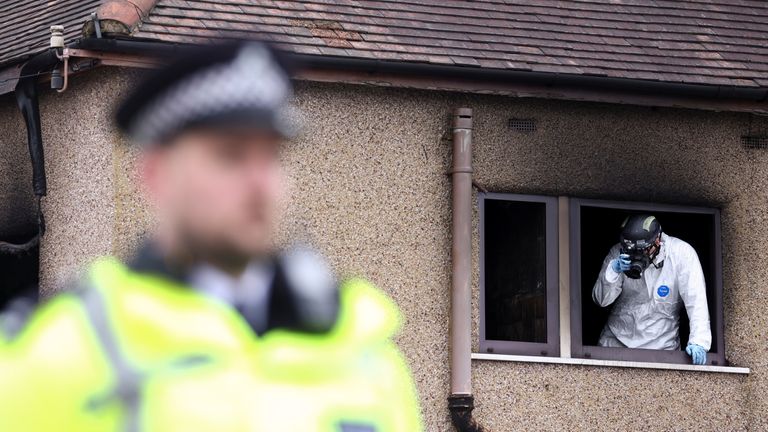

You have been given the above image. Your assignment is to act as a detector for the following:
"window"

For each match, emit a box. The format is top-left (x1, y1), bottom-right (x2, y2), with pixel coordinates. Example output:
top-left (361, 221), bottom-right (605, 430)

top-left (569, 199), bottom-right (724, 365)
top-left (479, 193), bottom-right (725, 366)
top-left (479, 193), bottom-right (559, 356)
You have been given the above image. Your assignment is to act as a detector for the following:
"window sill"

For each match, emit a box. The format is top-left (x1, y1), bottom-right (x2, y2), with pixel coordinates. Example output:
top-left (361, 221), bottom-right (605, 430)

top-left (471, 353), bottom-right (750, 375)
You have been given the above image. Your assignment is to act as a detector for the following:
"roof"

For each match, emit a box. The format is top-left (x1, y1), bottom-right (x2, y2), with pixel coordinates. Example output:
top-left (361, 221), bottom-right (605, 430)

top-left (2, 1), bottom-right (768, 91)
top-left (134, 0), bottom-right (768, 89)
top-left (0, 0), bottom-right (102, 67)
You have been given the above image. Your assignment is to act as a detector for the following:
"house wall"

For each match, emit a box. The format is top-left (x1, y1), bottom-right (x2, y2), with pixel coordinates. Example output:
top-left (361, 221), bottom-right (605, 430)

top-left (3, 67), bottom-right (768, 430)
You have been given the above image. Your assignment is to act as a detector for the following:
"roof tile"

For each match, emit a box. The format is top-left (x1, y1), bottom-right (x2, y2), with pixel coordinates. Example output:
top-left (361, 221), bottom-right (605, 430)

top-left (3, 0), bottom-right (768, 89)
top-left (0, 0), bottom-right (102, 66)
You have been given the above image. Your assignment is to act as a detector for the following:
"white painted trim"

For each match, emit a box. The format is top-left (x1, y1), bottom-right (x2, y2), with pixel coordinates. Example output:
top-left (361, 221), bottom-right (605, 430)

top-left (471, 353), bottom-right (750, 375)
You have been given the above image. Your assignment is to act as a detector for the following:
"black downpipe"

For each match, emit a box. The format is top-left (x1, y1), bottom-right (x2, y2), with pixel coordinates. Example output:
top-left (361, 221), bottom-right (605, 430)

top-left (16, 59), bottom-right (53, 197)
top-left (0, 49), bottom-right (59, 254)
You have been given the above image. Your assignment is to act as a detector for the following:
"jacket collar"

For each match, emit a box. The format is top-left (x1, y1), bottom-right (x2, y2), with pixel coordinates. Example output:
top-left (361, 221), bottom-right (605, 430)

top-left (127, 241), bottom-right (340, 336)
top-left (128, 241), bottom-right (190, 284)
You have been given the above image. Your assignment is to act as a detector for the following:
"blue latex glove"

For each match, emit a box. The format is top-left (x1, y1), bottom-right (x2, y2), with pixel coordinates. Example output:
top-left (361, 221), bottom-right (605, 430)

top-left (610, 254), bottom-right (631, 273)
top-left (686, 344), bottom-right (707, 365)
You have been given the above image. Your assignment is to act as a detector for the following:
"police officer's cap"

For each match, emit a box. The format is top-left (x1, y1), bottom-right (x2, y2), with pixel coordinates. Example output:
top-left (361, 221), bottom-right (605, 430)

top-left (115, 40), bottom-right (298, 145)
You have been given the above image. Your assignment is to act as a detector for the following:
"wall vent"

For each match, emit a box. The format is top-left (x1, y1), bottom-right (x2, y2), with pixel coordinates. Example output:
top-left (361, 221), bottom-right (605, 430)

top-left (508, 118), bottom-right (536, 133)
top-left (742, 135), bottom-right (768, 149)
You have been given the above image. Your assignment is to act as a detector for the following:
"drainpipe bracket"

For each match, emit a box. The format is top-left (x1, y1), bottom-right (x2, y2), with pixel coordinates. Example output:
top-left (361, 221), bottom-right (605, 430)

top-left (448, 394), bottom-right (486, 432)
top-left (448, 394), bottom-right (475, 409)
top-left (448, 167), bottom-right (473, 174)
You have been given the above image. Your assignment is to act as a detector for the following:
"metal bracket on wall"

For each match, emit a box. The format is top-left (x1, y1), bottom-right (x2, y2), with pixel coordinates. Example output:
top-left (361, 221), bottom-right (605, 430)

top-left (70, 57), bottom-right (101, 74)
top-left (471, 181), bottom-right (488, 193)
top-left (90, 13), bottom-right (103, 39)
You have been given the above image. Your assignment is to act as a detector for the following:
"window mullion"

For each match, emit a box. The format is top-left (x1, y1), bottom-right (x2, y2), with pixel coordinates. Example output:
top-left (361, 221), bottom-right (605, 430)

top-left (558, 196), bottom-right (571, 358)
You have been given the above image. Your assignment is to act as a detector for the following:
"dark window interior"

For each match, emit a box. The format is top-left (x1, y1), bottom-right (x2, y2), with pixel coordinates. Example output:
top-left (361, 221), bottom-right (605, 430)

top-left (579, 206), bottom-right (718, 354)
top-left (0, 241), bottom-right (39, 308)
top-left (484, 199), bottom-right (548, 343)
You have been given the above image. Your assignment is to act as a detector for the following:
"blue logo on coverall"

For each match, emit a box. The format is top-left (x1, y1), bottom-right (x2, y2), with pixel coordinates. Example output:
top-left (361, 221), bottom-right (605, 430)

top-left (657, 285), bottom-right (670, 297)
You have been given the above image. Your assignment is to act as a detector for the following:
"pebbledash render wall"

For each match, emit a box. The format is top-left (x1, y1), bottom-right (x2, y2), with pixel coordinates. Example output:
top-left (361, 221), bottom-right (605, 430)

top-left (1, 66), bottom-right (767, 430)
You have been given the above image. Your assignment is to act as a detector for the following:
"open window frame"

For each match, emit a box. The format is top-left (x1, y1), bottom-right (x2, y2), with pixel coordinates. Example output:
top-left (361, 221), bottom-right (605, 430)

top-left (479, 192), bottom-right (560, 357)
top-left (568, 198), bottom-right (726, 366)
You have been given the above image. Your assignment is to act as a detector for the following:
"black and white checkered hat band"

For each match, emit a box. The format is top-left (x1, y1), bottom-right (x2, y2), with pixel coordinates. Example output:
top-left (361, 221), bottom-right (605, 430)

top-left (128, 44), bottom-right (298, 143)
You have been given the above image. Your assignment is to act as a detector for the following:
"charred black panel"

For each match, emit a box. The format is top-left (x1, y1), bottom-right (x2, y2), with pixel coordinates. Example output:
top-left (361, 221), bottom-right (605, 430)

top-left (0, 229), bottom-right (39, 308)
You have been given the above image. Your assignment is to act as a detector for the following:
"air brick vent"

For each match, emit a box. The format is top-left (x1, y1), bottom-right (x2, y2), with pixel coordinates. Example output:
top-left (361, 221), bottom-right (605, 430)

top-left (508, 118), bottom-right (536, 133)
top-left (742, 135), bottom-right (768, 149)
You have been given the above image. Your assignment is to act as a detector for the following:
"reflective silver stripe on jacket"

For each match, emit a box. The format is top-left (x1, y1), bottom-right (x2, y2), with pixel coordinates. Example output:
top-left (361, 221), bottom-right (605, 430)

top-left (79, 285), bottom-right (144, 432)
top-left (78, 283), bottom-right (213, 432)
top-left (0, 297), bottom-right (36, 341)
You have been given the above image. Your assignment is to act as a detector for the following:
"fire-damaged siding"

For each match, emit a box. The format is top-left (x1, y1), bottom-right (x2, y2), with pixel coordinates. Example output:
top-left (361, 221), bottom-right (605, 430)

top-left (0, 96), bottom-right (35, 238)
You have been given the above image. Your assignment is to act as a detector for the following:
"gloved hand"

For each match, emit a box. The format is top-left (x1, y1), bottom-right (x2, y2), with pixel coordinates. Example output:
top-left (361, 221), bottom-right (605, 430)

top-left (610, 254), bottom-right (631, 273)
top-left (686, 344), bottom-right (707, 365)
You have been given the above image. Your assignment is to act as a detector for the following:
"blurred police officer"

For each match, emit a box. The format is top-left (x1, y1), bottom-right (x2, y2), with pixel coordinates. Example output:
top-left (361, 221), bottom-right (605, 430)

top-left (0, 41), bottom-right (422, 431)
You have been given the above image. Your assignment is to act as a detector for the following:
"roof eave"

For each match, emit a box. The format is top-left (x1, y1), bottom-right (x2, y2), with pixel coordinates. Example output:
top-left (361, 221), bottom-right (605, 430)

top-left (2, 37), bottom-right (767, 115)
top-left (294, 53), bottom-right (768, 114)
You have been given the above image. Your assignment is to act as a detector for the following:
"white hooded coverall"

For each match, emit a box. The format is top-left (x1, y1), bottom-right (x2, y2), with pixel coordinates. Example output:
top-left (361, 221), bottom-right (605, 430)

top-left (592, 233), bottom-right (712, 351)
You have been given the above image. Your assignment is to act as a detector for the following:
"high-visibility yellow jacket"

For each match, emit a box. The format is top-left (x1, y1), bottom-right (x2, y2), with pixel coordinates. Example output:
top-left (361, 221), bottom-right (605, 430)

top-left (0, 258), bottom-right (422, 432)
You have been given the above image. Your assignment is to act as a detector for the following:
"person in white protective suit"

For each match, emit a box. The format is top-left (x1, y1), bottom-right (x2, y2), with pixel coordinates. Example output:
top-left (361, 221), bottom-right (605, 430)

top-left (592, 214), bottom-right (711, 365)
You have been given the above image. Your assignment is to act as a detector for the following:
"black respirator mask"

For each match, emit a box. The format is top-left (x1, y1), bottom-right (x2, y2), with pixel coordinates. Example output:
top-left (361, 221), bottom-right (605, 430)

top-left (619, 215), bottom-right (663, 279)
